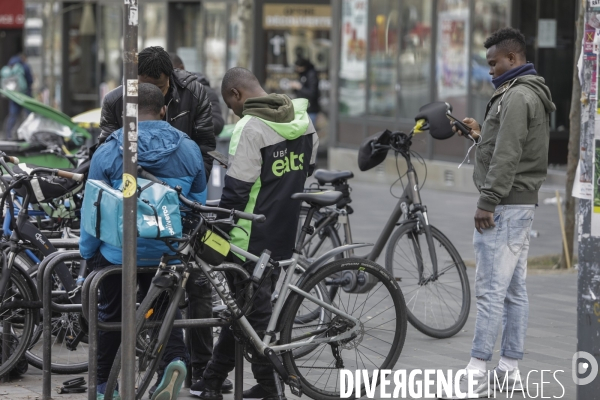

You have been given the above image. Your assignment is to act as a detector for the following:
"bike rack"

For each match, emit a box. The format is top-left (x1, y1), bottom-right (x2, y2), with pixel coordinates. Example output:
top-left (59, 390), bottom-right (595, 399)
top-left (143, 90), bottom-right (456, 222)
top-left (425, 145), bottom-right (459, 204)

top-left (38, 251), bottom-right (247, 400)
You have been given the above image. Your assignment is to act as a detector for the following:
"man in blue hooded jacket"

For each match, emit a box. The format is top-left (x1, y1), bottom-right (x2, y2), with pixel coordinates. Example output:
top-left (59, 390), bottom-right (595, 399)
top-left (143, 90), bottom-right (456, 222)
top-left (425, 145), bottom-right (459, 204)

top-left (80, 83), bottom-right (207, 400)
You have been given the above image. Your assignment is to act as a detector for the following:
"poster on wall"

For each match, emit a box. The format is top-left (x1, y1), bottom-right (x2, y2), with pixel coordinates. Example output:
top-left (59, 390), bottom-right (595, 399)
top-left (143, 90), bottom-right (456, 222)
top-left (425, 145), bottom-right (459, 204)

top-left (437, 9), bottom-right (470, 99)
top-left (339, 0), bottom-right (367, 81)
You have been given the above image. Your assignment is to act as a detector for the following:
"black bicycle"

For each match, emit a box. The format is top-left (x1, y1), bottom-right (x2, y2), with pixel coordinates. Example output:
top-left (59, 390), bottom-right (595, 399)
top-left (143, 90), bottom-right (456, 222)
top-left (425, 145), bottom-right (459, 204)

top-left (0, 153), bottom-right (89, 377)
top-left (297, 102), bottom-right (471, 339)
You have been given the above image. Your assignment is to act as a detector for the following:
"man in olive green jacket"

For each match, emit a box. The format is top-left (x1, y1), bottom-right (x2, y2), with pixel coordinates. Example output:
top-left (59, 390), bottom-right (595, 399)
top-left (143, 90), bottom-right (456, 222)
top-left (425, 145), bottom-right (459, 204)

top-left (440, 28), bottom-right (555, 399)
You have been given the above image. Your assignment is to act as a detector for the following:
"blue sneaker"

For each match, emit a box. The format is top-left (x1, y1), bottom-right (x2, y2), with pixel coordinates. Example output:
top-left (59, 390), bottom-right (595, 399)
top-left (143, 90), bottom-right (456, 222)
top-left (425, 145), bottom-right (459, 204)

top-left (96, 392), bottom-right (121, 400)
top-left (151, 359), bottom-right (187, 400)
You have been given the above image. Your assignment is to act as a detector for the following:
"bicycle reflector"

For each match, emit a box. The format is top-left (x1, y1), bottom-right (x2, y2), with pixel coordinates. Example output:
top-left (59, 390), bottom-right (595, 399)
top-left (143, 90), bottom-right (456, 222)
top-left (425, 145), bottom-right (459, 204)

top-left (358, 129), bottom-right (392, 171)
top-left (415, 102), bottom-right (455, 140)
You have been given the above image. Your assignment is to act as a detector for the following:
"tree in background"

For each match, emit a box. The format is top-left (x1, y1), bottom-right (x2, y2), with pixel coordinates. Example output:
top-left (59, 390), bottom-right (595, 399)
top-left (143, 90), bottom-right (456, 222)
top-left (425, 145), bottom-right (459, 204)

top-left (560, 0), bottom-right (584, 269)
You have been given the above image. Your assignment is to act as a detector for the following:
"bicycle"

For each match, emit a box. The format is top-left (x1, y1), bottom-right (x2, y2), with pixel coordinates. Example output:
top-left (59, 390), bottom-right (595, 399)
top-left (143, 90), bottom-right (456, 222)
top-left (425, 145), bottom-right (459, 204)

top-left (102, 173), bottom-right (407, 400)
top-left (296, 101), bottom-right (471, 339)
top-left (0, 153), bottom-right (89, 377)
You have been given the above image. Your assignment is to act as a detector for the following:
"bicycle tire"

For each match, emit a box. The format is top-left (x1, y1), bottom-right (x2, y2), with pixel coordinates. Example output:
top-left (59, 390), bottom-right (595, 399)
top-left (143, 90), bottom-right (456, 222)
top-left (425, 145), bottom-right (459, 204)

top-left (105, 283), bottom-right (176, 399)
top-left (280, 258), bottom-right (407, 400)
top-left (24, 256), bottom-right (89, 374)
top-left (385, 222), bottom-right (470, 339)
top-left (0, 267), bottom-right (36, 378)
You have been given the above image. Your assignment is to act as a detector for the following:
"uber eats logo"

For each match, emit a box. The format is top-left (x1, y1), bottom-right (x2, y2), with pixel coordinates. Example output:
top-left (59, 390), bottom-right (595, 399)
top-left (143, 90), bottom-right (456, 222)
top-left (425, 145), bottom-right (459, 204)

top-left (272, 149), bottom-right (305, 177)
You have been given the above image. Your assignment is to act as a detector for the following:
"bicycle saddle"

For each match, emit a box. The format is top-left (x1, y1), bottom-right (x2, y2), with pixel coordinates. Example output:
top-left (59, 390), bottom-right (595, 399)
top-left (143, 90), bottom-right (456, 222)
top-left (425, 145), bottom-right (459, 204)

top-left (291, 190), bottom-right (343, 207)
top-left (313, 169), bottom-right (354, 185)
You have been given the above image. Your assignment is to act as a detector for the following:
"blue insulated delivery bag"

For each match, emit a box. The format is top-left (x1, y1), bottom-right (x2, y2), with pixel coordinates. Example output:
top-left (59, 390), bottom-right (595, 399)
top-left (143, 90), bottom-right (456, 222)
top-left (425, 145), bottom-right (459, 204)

top-left (82, 178), bottom-right (182, 247)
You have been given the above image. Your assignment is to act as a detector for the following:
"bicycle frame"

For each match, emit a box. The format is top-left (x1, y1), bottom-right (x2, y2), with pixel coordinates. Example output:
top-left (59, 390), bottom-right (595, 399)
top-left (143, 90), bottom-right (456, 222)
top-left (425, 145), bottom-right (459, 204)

top-left (196, 245), bottom-right (361, 355)
top-left (306, 133), bottom-right (439, 278)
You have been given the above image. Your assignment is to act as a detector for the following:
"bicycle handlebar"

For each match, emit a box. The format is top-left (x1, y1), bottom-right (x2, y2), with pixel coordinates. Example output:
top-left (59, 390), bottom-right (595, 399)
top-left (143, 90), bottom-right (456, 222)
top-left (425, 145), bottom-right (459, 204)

top-left (3, 156), bottom-right (19, 165)
top-left (56, 170), bottom-right (85, 182)
top-left (137, 166), bottom-right (266, 223)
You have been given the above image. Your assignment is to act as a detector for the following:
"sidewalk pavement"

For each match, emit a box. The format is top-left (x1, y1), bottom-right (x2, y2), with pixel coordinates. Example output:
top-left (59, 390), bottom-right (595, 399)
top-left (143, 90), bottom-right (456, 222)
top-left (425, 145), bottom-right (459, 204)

top-left (1, 181), bottom-right (578, 399)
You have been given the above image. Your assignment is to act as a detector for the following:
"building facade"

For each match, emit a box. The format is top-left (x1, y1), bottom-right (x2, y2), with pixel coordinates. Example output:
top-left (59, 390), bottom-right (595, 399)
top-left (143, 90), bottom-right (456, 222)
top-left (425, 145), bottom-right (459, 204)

top-left (329, 0), bottom-right (576, 166)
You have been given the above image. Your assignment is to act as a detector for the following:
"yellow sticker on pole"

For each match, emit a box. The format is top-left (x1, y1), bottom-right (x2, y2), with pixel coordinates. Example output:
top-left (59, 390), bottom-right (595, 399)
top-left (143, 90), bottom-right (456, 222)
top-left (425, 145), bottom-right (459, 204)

top-left (122, 173), bottom-right (137, 198)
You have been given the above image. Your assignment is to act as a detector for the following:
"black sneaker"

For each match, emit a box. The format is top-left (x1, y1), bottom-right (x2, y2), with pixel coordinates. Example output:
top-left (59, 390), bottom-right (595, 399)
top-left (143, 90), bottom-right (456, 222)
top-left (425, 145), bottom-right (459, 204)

top-left (195, 389), bottom-right (222, 400)
top-left (191, 377), bottom-right (233, 393)
top-left (242, 384), bottom-right (286, 400)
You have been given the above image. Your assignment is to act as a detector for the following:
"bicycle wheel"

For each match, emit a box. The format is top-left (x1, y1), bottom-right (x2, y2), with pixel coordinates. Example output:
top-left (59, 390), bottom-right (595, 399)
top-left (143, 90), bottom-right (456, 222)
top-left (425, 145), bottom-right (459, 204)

top-left (296, 207), bottom-right (342, 262)
top-left (280, 259), bottom-right (407, 400)
top-left (274, 258), bottom-right (331, 359)
top-left (0, 267), bottom-right (36, 378)
top-left (105, 283), bottom-right (176, 399)
top-left (25, 257), bottom-right (89, 374)
top-left (385, 222), bottom-right (470, 339)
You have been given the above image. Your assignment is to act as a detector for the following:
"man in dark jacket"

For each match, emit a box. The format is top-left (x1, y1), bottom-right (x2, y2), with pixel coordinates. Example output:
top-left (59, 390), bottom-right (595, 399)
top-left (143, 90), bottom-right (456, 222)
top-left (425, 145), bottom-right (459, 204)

top-left (440, 28), bottom-right (556, 399)
top-left (169, 52), bottom-right (224, 136)
top-left (194, 68), bottom-right (318, 400)
top-left (99, 46), bottom-right (215, 178)
top-left (290, 58), bottom-right (320, 127)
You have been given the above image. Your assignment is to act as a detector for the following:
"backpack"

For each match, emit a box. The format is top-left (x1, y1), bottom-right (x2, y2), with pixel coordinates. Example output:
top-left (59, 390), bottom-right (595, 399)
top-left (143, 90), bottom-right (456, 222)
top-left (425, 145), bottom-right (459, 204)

top-left (81, 178), bottom-right (183, 248)
top-left (1, 63), bottom-right (27, 93)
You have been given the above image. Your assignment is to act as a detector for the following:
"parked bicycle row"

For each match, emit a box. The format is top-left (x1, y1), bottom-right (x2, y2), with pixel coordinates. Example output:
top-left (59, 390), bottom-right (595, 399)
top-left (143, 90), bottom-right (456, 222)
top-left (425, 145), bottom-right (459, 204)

top-left (1, 77), bottom-right (469, 400)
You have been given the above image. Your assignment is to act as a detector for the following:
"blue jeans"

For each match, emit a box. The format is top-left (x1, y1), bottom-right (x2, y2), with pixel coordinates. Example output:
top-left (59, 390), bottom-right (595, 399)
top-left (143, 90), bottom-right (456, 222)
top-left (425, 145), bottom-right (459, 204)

top-left (471, 205), bottom-right (535, 361)
top-left (6, 101), bottom-right (23, 140)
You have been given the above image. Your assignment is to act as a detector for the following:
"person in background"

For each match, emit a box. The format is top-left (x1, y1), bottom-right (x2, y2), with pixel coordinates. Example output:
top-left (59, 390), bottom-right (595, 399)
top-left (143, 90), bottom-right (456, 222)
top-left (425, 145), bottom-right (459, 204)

top-left (1, 53), bottom-right (33, 139)
top-left (194, 67), bottom-right (318, 400)
top-left (290, 57), bottom-right (320, 128)
top-left (99, 46), bottom-right (215, 180)
top-left (169, 52), bottom-right (224, 136)
top-left (440, 27), bottom-right (555, 399)
top-left (80, 83), bottom-right (207, 400)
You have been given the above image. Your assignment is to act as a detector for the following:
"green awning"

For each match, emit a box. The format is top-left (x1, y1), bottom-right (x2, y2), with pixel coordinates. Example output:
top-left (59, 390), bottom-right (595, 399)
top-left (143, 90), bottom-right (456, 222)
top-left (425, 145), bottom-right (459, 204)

top-left (0, 89), bottom-right (91, 138)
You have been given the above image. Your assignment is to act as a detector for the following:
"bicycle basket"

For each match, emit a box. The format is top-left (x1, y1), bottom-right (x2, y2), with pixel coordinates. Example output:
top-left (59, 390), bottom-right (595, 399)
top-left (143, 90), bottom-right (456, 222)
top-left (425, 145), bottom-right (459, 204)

top-left (357, 129), bottom-right (392, 171)
top-left (197, 225), bottom-right (230, 265)
top-left (415, 102), bottom-right (455, 140)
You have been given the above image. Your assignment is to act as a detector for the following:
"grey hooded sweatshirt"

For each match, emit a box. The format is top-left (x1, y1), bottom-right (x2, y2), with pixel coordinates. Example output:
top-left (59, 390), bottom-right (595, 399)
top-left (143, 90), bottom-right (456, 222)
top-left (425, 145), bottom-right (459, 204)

top-left (474, 74), bottom-right (556, 212)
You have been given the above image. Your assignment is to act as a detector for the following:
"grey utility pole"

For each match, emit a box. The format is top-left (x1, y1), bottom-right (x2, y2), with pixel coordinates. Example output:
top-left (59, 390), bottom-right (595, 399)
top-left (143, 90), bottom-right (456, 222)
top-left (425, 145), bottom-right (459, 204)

top-left (579, 1), bottom-right (600, 398)
top-left (121, 0), bottom-right (138, 399)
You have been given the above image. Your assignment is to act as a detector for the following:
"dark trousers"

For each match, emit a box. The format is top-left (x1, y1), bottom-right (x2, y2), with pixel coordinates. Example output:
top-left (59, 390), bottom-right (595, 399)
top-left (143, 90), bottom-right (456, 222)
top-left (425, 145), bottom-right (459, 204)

top-left (90, 252), bottom-right (189, 384)
top-left (186, 269), bottom-right (214, 378)
top-left (203, 257), bottom-right (281, 389)
top-left (6, 101), bottom-right (27, 139)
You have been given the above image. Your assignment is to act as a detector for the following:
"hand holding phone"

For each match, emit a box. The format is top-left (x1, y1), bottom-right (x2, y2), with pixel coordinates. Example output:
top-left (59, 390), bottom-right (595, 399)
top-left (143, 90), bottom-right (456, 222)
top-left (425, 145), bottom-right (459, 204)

top-left (447, 113), bottom-right (480, 140)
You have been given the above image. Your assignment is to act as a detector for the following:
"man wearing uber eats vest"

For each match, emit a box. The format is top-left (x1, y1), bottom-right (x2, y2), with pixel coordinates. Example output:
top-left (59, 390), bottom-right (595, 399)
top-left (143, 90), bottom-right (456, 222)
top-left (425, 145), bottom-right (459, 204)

top-left (192, 67), bottom-right (318, 400)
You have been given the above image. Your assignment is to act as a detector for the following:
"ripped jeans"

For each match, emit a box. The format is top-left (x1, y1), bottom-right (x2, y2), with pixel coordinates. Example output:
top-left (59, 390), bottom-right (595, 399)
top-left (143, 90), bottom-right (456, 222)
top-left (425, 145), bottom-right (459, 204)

top-left (471, 205), bottom-right (535, 361)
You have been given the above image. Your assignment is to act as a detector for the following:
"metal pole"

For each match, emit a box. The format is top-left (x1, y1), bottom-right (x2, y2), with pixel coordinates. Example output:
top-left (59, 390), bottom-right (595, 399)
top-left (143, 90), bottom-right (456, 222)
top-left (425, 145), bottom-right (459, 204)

top-left (578, 2), bottom-right (600, 398)
top-left (122, 0), bottom-right (139, 399)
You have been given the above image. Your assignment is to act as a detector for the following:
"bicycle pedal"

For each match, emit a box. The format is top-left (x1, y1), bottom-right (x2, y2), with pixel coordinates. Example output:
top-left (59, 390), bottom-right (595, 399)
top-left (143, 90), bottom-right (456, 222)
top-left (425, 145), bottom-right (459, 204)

top-left (288, 375), bottom-right (303, 397)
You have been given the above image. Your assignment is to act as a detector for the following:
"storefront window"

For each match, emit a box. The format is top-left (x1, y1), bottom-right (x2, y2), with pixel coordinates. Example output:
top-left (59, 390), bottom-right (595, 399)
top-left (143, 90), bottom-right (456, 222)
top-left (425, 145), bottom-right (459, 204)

top-left (471, 0), bottom-right (509, 119)
top-left (339, 0), bottom-right (368, 117)
top-left (398, 0), bottom-right (432, 119)
top-left (139, 3), bottom-right (167, 50)
top-left (170, 2), bottom-right (201, 73)
top-left (436, 0), bottom-right (469, 117)
top-left (227, 4), bottom-right (239, 70)
top-left (202, 2), bottom-right (228, 87)
top-left (99, 5), bottom-right (122, 94)
top-left (367, 0), bottom-right (398, 117)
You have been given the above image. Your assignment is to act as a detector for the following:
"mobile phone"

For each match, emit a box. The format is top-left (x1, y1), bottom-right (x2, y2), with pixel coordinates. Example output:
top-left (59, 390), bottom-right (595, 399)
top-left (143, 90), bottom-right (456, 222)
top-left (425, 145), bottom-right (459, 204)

top-left (446, 112), bottom-right (477, 140)
top-left (208, 150), bottom-right (229, 168)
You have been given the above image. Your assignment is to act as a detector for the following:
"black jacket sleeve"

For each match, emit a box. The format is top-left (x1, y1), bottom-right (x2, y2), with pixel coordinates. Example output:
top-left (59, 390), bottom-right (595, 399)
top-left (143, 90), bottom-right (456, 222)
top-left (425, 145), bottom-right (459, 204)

top-left (188, 81), bottom-right (215, 179)
top-left (98, 88), bottom-right (123, 144)
top-left (294, 69), bottom-right (319, 100)
top-left (205, 86), bottom-right (224, 136)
